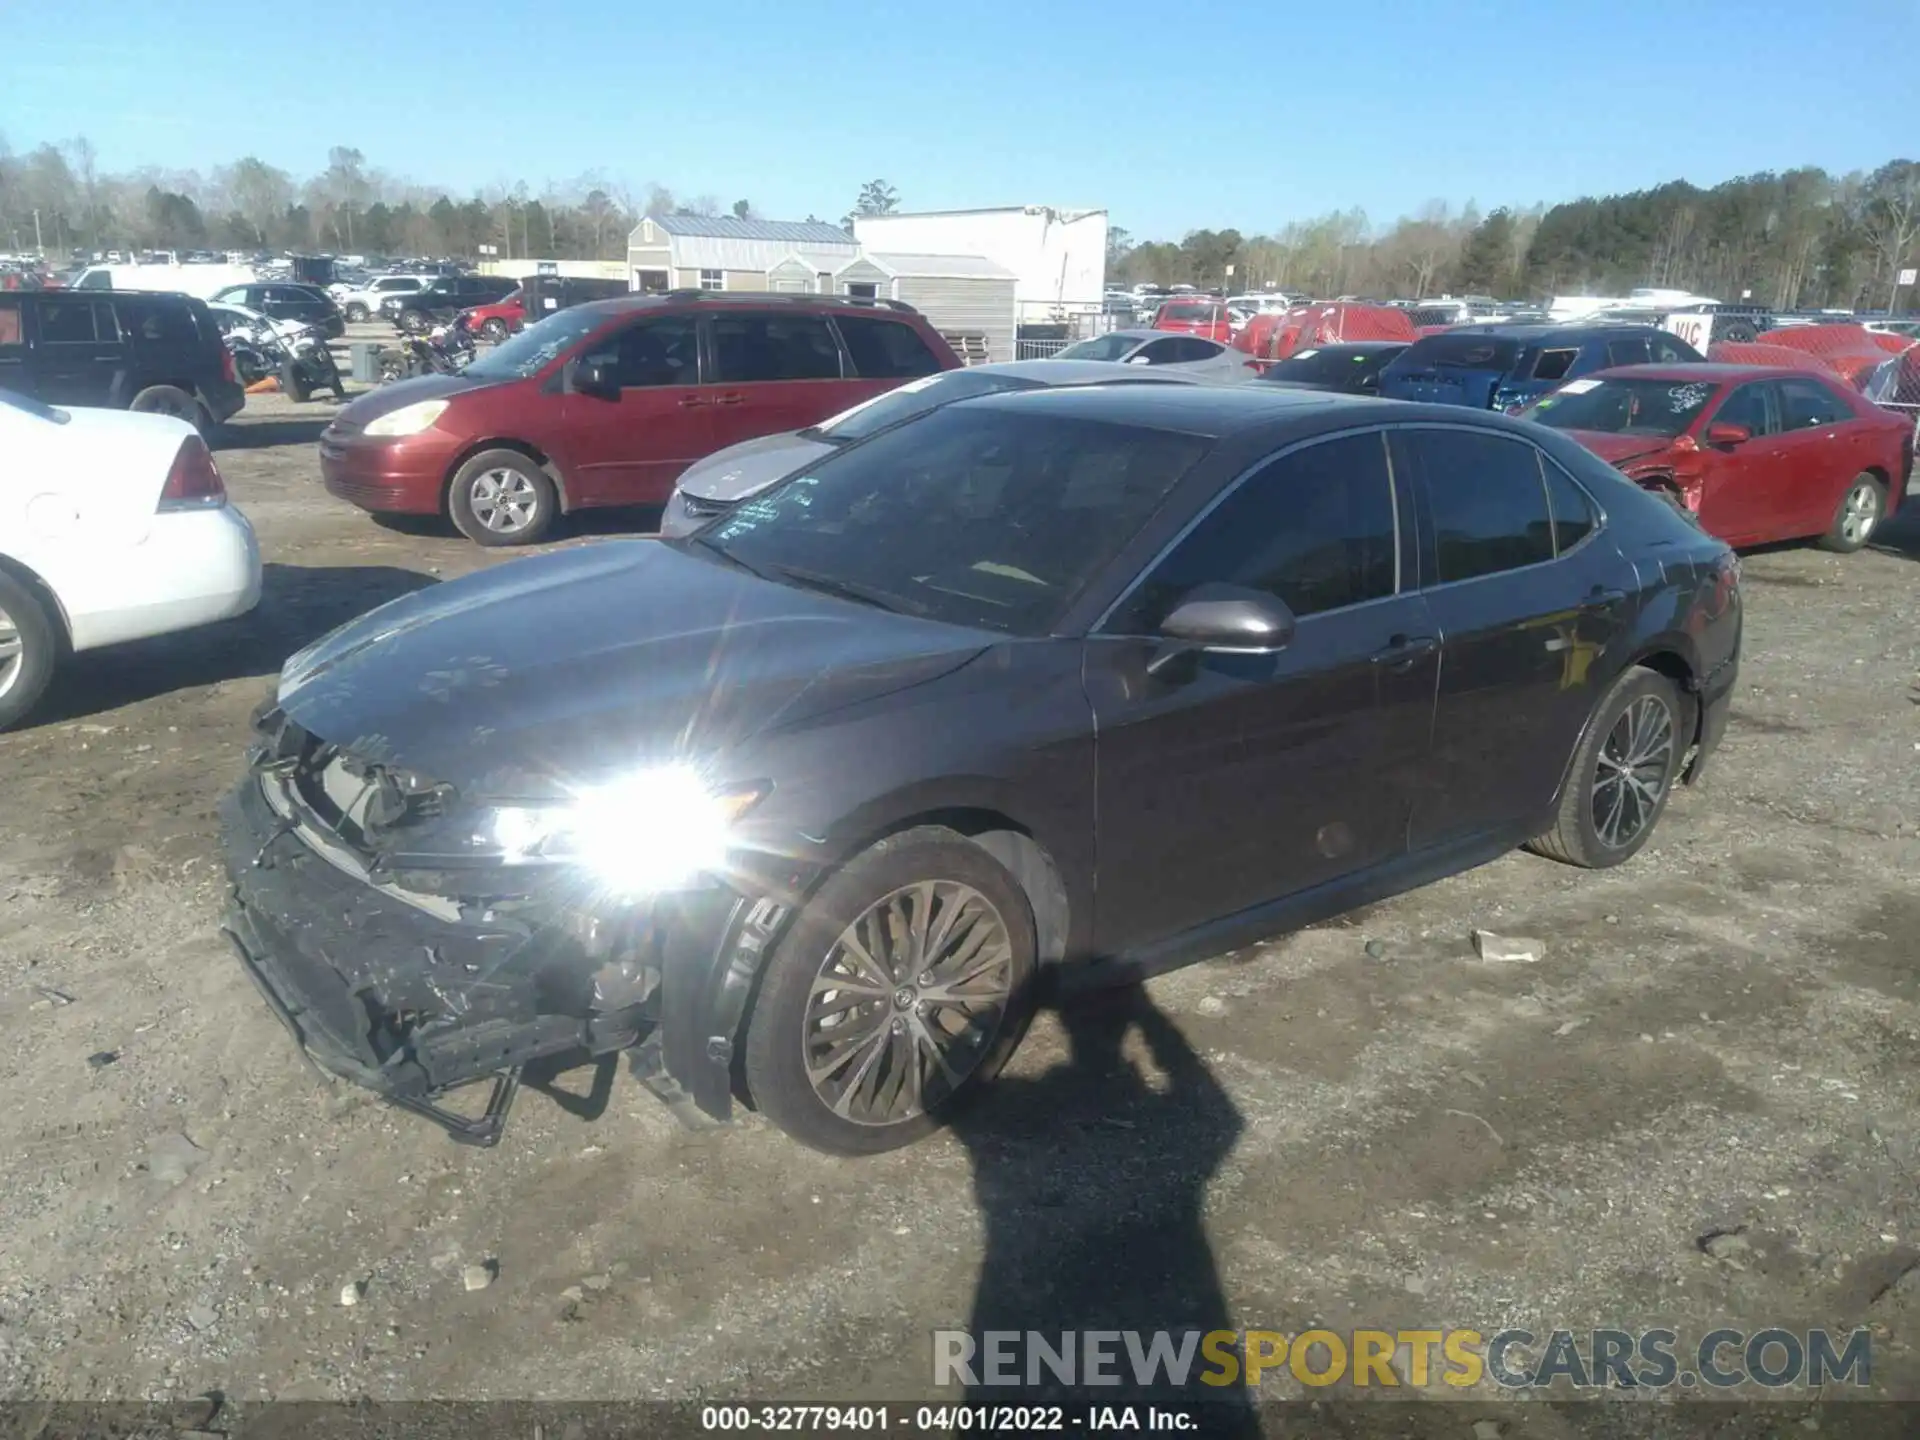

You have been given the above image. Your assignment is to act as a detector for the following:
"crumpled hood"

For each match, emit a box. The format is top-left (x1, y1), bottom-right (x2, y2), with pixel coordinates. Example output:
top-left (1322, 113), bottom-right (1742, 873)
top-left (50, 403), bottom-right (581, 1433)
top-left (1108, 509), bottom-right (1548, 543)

top-left (675, 431), bottom-right (837, 502)
top-left (275, 540), bottom-right (990, 794)
top-left (1563, 430), bottom-right (1677, 469)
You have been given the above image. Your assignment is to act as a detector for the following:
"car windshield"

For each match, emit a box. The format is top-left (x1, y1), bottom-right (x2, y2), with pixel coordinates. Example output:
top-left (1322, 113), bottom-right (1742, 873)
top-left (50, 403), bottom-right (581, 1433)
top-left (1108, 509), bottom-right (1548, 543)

top-left (812, 370), bottom-right (1043, 442)
top-left (1398, 333), bottom-right (1523, 371)
top-left (684, 405), bottom-right (1210, 636)
top-left (1524, 376), bottom-right (1719, 437)
top-left (1264, 347), bottom-right (1400, 385)
top-left (1054, 334), bottom-right (1143, 362)
top-left (461, 307), bottom-right (607, 381)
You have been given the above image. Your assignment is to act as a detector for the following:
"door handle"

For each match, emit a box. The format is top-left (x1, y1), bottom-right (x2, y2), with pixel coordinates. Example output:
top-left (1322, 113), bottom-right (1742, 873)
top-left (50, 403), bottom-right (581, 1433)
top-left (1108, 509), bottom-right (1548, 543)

top-left (711, 393), bottom-right (745, 407)
top-left (1371, 635), bottom-right (1438, 673)
top-left (677, 396), bottom-right (709, 408)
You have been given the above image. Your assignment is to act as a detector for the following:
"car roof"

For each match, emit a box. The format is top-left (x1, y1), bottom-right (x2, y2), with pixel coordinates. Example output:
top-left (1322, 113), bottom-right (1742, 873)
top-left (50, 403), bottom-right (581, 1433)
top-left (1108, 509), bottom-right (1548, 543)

top-left (1434, 323), bottom-right (1666, 342)
top-left (562, 292), bottom-right (929, 324)
top-left (1591, 362), bottom-right (1829, 384)
top-left (968, 358), bottom-right (1198, 384)
top-left (952, 377), bottom-right (1518, 440)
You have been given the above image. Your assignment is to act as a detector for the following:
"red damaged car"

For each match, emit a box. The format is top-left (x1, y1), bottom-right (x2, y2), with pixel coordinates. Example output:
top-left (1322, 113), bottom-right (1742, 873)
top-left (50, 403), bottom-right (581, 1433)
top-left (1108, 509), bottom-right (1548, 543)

top-left (1523, 363), bottom-right (1912, 553)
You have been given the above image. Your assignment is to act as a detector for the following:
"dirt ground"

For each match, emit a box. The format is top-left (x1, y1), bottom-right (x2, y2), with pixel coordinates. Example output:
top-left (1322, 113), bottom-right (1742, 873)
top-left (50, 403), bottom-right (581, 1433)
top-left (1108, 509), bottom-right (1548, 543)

top-left (1, 377), bottom-right (1917, 1425)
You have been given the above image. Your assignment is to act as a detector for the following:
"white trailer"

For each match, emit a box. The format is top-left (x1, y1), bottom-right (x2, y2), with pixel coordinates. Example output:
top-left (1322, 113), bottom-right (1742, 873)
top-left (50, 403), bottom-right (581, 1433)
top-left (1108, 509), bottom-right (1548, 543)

top-left (852, 207), bottom-right (1107, 325)
top-left (68, 263), bottom-right (259, 299)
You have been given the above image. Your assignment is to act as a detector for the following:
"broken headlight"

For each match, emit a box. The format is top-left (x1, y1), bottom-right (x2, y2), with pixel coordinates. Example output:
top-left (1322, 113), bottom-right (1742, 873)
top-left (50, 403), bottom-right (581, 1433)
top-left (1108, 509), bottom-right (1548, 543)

top-left (487, 764), bottom-right (769, 898)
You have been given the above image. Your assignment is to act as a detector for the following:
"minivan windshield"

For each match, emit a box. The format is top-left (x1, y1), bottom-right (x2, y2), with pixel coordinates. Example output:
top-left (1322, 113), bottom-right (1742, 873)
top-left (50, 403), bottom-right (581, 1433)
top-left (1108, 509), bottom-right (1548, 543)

top-left (461, 307), bottom-right (608, 381)
top-left (684, 404), bottom-right (1210, 636)
top-left (808, 370), bottom-right (1044, 444)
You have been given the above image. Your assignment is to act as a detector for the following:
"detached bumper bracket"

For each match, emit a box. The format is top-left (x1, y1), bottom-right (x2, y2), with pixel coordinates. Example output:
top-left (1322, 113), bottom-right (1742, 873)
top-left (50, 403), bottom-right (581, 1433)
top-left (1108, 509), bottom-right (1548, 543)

top-left (385, 1070), bottom-right (522, 1148)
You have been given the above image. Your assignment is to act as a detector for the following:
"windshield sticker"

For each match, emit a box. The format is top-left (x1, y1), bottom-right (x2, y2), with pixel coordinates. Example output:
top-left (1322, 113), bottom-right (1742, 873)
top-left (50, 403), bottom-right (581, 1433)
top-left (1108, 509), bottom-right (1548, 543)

top-left (1668, 383), bottom-right (1712, 412)
top-left (1558, 378), bottom-right (1602, 395)
top-left (971, 561), bottom-right (1047, 586)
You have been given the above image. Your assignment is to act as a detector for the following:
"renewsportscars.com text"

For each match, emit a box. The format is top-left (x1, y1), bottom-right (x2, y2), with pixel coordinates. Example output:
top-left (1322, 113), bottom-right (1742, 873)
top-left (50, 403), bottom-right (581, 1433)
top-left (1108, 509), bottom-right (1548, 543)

top-left (934, 1327), bottom-right (1873, 1390)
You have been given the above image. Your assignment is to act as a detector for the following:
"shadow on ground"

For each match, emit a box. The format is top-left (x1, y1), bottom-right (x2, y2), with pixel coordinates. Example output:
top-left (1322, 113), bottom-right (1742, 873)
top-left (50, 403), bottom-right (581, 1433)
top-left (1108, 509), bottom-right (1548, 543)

top-left (214, 417), bottom-right (337, 450)
top-left (29, 562), bottom-right (436, 725)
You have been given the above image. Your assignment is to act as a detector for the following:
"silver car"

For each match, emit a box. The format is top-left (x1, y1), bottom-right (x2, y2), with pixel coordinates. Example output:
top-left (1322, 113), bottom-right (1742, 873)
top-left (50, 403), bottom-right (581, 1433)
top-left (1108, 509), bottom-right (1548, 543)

top-left (658, 359), bottom-right (1198, 538)
top-left (1049, 328), bottom-right (1255, 383)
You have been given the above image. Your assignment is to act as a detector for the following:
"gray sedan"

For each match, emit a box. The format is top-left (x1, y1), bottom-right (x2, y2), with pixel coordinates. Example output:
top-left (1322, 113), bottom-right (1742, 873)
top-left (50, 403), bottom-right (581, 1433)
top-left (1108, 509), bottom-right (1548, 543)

top-left (1049, 328), bottom-right (1256, 383)
top-left (659, 358), bottom-right (1198, 538)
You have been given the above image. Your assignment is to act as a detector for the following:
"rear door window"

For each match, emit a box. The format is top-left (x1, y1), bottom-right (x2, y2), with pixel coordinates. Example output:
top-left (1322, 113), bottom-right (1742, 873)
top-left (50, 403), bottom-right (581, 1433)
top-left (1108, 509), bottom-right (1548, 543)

top-left (1542, 460), bottom-right (1599, 553)
top-left (114, 300), bottom-right (194, 347)
top-left (709, 313), bottom-right (843, 383)
top-left (1650, 334), bottom-right (1696, 363)
top-left (835, 315), bottom-right (942, 378)
top-left (1405, 427), bottom-right (1557, 582)
top-left (1605, 337), bottom-right (1652, 367)
top-left (38, 299), bottom-right (105, 344)
top-left (1779, 377), bottom-right (1850, 430)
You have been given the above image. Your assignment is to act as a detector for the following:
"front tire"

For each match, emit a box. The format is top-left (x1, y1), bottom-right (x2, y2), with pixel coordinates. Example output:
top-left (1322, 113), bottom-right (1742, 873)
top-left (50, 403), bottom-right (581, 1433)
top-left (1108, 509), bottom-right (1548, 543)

top-left (1818, 474), bottom-right (1884, 553)
top-left (481, 318), bottom-right (510, 344)
top-left (344, 302), bottom-right (369, 323)
top-left (400, 310), bottom-right (431, 335)
top-left (446, 448), bottom-right (558, 546)
top-left (743, 827), bottom-right (1039, 1155)
top-left (1528, 666), bottom-right (1686, 869)
top-left (0, 571), bottom-right (60, 732)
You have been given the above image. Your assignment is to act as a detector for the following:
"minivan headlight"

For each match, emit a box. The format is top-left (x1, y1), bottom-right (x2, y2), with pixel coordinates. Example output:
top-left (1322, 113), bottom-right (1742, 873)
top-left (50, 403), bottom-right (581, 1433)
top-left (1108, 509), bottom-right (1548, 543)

top-left (365, 400), bottom-right (449, 437)
top-left (488, 766), bottom-right (768, 897)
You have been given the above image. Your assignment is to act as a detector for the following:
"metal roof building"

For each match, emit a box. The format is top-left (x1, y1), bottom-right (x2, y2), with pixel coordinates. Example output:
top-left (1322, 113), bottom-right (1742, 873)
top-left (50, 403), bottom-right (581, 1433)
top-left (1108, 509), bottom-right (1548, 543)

top-left (625, 215), bottom-right (859, 294)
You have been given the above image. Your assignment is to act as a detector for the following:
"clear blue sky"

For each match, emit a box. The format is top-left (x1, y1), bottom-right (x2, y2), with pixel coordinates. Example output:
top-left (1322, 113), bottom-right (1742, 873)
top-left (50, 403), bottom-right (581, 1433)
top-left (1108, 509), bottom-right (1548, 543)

top-left (4, 0), bottom-right (1914, 240)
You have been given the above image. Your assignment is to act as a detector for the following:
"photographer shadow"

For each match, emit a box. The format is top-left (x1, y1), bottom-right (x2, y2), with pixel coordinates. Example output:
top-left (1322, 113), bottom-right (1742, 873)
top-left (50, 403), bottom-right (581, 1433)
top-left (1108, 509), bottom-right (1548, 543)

top-left (949, 985), bottom-right (1258, 1436)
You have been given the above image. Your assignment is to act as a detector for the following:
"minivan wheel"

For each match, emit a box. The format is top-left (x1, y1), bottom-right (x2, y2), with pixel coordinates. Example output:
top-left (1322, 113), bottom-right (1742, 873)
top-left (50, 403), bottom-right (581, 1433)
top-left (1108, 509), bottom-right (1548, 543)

top-left (1819, 474), bottom-right (1884, 553)
top-left (1528, 667), bottom-right (1686, 869)
top-left (129, 384), bottom-right (201, 425)
top-left (743, 827), bottom-right (1038, 1156)
top-left (0, 571), bottom-right (59, 732)
top-left (447, 449), bottom-right (557, 546)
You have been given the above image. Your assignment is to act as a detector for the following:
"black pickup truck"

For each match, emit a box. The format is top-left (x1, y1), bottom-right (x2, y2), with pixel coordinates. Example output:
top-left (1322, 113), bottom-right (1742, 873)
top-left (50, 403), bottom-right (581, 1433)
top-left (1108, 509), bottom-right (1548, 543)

top-left (381, 275), bottom-right (519, 334)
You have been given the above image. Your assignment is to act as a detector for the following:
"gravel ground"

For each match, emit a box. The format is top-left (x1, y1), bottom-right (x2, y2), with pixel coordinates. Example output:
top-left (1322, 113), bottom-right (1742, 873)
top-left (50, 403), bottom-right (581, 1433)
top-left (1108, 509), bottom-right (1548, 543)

top-left (0, 384), bottom-right (1916, 1420)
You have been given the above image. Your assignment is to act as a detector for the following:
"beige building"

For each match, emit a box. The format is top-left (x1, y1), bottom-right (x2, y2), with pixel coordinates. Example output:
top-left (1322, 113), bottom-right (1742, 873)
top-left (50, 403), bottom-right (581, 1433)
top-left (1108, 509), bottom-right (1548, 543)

top-left (624, 215), bottom-right (859, 294)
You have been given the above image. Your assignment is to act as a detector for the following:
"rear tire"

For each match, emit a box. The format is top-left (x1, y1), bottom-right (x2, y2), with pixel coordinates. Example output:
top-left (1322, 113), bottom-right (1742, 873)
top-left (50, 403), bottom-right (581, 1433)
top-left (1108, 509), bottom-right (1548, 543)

top-left (447, 448), bottom-right (558, 546)
top-left (1817, 474), bottom-right (1884, 553)
top-left (743, 827), bottom-right (1039, 1156)
top-left (0, 571), bottom-right (59, 732)
top-left (129, 384), bottom-right (200, 425)
top-left (400, 310), bottom-right (431, 336)
top-left (1528, 667), bottom-right (1687, 869)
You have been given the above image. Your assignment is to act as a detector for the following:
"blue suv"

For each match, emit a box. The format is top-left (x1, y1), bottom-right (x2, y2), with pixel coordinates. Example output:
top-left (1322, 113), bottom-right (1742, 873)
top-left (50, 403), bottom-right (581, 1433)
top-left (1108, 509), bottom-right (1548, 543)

top-left (1377, 324), bottom-right (1703, 411)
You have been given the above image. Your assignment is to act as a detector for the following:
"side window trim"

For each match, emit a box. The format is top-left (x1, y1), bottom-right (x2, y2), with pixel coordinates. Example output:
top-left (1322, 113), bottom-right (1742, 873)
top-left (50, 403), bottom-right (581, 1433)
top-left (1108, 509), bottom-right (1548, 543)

top-left (1091, 424), bottom-right (1403, 637)
top-left (1400, 423), bottom-right (1563, 593)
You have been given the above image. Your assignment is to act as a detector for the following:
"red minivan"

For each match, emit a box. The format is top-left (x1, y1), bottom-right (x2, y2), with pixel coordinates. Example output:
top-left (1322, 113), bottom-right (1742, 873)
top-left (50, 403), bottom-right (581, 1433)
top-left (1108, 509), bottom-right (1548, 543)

top-left (319, 293), bottom-right (961, 545)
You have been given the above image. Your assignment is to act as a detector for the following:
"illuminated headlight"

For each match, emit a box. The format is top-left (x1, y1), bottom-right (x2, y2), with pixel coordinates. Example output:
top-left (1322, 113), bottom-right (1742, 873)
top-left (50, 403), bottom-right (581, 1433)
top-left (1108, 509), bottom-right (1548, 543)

top-left (365, 399), bottom-right (449, 437)
top-left (488, 765), bottom-right (768, 897)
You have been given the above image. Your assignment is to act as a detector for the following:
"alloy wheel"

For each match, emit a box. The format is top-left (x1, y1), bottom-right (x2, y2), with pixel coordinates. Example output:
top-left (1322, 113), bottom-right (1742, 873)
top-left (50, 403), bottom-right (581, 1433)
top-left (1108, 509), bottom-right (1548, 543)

top-left (468, 469), bottom-right (540, 534)
top-left (1592, 695), bottom-right (1675, 849)
top-left (802, 880), bottom-right (1016, 1126)
top-left (1841, 483), bottom-right (1880, 546)
top-left (0, 606), bottom-right (21, 700)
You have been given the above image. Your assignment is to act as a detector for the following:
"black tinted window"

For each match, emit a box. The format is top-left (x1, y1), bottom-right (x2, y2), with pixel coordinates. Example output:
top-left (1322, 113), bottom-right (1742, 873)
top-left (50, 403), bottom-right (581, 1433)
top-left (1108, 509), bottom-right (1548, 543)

top-left (1779, 377), bottom-right (1849, 430)
top-left (1109, 432), bottom-right (1397, 632)
top-left (1542, 460), bottom-right (1598, 552)
top-left (1605, 337), bottom-right (1652, 367)
top-left (836, 315), bottom-right (941, 379)
top-left (1712, 383), bottom-right (1775, 436)
top-left (711, 314), bottom-right (842, 383)
top-left (1532, 348), bottom-right (1578, 381)
top-left (1175, 338), bottom-right (1224, 361)
top-left (1401, 334), bottom-right (1521, 370)
top-left (699, 408), bottom-right (1207, 636)
top-left (38, 300), bottom-right (103, 343)
top-left (1650, 334), bottom-right (1695, 363)
top-left (113, 300), bottom-right (195, 347)
top-left (586, 316), bottom-right (699, 388)
top-left (1410, 429), bottom-right (1555, 582)
top-left (1136, 338), bottom-right (1182, 363)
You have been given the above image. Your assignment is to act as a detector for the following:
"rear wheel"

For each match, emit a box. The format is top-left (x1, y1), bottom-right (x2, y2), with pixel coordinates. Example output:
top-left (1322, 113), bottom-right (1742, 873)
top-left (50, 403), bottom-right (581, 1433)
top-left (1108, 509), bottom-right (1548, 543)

top-left (0, 571), bottom-right (59, 732)
top-left (1818, 474), bottom-right (1884, 553)
top-left (400, 310), bottom-right (431, 335)
top-left (129, 384), bottom-right (200, 424)
top-left (447, 448), bottom-right (558, 546)
top-left (743, 827), bottom-right (1039, 1155)
top-left (1528, 667), bottom-right (1686, 869)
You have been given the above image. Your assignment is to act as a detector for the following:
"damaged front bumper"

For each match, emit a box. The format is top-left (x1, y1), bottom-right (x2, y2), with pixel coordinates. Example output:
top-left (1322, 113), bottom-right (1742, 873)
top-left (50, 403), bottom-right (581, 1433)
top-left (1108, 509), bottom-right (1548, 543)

top-left (217, 732), bottom-right (802, 1146)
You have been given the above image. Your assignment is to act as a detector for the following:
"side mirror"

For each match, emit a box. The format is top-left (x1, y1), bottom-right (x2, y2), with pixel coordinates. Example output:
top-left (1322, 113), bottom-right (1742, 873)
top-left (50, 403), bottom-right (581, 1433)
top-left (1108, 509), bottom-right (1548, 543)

top-left (570, 356), bottom-right (618, 398)
top-left (1705, 422), bottom-right (1750, 447)
top-left (1147, 584), bottom-right (1297, 678)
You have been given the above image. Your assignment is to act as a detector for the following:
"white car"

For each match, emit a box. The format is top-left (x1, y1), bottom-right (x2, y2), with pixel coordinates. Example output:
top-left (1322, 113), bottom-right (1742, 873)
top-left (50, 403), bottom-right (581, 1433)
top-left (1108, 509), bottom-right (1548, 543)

top-left (1048, 329), bottom-right (1256, 383)
top-left (334, 275), bottom-right (433, 323)
top-left (0, 391), bottom-right (262, 729)
top-left (208, 301), bottom-right (309, 343)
